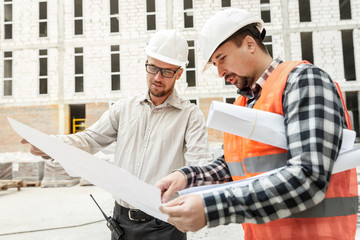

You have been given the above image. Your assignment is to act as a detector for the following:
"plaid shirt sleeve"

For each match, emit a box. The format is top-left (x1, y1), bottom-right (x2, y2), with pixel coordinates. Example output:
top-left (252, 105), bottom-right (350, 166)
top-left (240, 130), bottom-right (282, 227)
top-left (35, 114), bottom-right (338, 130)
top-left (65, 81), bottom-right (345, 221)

top-left (201, 63), bottom-right (347, 227)
top-left (179, 155), bottom-right (232, 188)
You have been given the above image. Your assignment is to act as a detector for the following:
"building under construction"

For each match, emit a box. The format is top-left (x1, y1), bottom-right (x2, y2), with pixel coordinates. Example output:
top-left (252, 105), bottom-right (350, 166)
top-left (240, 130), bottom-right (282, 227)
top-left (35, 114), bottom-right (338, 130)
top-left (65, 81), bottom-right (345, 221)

top-left (1, 0), bottom-right (360, 152)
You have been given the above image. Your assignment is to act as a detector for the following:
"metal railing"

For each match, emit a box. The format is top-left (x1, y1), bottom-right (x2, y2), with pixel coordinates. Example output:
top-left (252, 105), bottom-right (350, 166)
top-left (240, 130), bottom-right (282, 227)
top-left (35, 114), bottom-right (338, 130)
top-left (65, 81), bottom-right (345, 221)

top-left (72, 118), bottom-right (86, 134)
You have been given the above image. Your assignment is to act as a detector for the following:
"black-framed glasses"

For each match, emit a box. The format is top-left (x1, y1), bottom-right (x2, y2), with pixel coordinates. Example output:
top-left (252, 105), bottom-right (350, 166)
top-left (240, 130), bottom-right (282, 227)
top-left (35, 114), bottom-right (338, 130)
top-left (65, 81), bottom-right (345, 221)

top-left (145, 64), bottom-right (181, 78)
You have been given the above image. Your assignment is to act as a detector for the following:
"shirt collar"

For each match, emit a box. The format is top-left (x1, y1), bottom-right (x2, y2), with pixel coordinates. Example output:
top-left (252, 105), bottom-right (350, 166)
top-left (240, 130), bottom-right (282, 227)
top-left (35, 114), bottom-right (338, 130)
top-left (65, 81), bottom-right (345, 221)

top-left (237, 57), bottom-right (283, 98)
top-left (140, 89), bottom-right (183, 110)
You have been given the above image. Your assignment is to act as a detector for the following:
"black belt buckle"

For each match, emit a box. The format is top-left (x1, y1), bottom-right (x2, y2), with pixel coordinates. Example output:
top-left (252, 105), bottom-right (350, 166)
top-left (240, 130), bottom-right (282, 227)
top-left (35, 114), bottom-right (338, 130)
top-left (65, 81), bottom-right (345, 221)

top-left (128, 209), bottom-right (148, 222)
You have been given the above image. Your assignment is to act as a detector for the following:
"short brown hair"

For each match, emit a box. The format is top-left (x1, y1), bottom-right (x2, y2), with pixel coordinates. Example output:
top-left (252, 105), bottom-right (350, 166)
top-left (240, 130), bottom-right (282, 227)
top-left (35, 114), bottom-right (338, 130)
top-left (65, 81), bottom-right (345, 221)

top-left (217, 23), bottom-right (268, 54)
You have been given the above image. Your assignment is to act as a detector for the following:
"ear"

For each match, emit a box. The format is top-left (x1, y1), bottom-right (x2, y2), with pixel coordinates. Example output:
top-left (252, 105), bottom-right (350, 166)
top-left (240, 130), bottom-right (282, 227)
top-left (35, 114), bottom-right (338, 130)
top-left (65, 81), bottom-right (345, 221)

top-left (244, 35), bottom-right (256, 53)
top-left (175, 68), bottom-right (184, 80)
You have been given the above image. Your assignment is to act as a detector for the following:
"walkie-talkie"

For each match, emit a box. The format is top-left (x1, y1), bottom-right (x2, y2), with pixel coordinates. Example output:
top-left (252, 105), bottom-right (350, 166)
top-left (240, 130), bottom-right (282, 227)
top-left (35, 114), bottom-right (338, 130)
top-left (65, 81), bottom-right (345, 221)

top-left (90, 194), bottom-right (123, 240)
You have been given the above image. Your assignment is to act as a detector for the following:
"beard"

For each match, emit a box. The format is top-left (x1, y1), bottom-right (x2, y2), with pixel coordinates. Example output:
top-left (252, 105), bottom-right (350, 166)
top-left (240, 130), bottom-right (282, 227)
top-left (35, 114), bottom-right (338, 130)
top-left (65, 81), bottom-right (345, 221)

top-left (225, 73), bottom-right (253, 90)
top-left (148, 81), bottom-right (175, 98)
top-left (149, 88), bottom-right (172, 97)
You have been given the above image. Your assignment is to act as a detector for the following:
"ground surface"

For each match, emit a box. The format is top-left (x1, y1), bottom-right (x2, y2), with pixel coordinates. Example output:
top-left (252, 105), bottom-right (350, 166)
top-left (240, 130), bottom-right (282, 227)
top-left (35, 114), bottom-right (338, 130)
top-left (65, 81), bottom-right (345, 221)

top-left (1, 147), bottom-right (359, 239)
top-left (1, 183), bottom-right (360, 239)
top-left (0, 185), bottom-right (244, 240)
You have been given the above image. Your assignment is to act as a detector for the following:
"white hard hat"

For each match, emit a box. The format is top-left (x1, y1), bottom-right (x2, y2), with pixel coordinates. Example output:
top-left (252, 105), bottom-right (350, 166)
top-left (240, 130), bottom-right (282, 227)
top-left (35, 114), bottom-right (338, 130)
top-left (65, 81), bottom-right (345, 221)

top-left (199, 8), bottom-right (264, 72)
top-left (146, 29), bottom-right (189, 68)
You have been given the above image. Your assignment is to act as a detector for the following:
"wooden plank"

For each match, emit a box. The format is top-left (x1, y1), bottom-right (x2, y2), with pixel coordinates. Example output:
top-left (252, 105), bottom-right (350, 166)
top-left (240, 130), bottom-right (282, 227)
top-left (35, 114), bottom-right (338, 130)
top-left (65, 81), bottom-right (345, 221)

top-left (0, 183), bottom-right (8, 191)
top-left (0, 180), bottom-right (23, 191)
top-left (22, 181), bottom-right (41, 187)
top-left (41, 179), bottom-right (80, 188)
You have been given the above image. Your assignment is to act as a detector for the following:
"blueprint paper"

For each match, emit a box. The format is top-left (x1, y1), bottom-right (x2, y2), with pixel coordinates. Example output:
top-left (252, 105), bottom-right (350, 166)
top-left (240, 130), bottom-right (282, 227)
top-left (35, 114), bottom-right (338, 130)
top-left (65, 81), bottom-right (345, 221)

top-left (207, 101), bottom-right (356, 150)
top-left (8, 117), bottom-right (168, 222)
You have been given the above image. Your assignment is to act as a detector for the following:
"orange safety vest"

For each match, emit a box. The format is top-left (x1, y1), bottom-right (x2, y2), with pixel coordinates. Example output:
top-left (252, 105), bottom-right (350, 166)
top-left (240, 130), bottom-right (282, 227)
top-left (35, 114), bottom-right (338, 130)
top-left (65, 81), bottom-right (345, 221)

top-left (224, 61), bottom-right (358, 240)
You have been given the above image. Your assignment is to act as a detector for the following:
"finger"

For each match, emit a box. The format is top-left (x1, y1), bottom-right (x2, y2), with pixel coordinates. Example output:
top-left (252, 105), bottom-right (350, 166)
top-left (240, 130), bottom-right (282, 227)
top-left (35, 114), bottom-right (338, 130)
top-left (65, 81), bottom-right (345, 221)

top-left (154, 179), bottom-right (166, 189)
top-left (30, 146), bottom-right (47, 157)
top-left (21, 139), bottom-right (29, 144)
top-left (30, 147), bottom-right (41, 154)
top-left (162, 184), bottom-right (177, 203)
top-left (154, 181), bottom-right (170, 202)
top-left (30, 149), bottom-right (40, 156)
top-left (162, 196), bottom-right (185, 207)
top-left (160, 204), bottom-right (184, 217)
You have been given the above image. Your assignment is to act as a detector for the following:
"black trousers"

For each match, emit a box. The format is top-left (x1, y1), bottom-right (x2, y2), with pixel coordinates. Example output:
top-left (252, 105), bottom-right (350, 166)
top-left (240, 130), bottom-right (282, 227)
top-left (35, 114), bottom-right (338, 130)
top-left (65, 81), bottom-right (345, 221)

top-left (111, 202), bottom-right (186, 240)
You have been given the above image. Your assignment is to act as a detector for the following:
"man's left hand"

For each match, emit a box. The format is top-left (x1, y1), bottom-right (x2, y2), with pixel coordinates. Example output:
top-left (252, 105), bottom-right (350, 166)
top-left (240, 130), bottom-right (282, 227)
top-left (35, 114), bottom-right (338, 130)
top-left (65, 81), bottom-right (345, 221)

top-left (159, 194), bottom-right (206, 232)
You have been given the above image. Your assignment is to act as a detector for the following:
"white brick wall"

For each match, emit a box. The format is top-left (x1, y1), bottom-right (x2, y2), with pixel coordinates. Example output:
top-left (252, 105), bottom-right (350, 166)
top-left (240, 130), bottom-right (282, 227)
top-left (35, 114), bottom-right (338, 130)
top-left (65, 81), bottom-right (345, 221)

top-left (1, 0), bottom-right (360, 108)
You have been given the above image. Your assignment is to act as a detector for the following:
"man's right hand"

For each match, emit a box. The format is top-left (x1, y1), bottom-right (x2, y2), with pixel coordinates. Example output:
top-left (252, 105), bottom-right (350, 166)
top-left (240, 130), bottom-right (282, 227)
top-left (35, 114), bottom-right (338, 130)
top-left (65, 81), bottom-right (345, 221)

top-left (21, 139), bottom-right (50, 158)
top-left (155, 171), bottom-right (187, 203)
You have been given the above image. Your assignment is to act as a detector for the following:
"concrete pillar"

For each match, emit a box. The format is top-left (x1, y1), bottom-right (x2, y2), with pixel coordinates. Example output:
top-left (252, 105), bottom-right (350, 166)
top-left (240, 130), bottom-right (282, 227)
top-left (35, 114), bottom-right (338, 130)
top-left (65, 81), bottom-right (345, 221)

top-left (57, 0), bottom-right (65, 134)
top-left (281, 0), bottom-right (291, 61)
top-left (166, 0), bottom-right (173, 29)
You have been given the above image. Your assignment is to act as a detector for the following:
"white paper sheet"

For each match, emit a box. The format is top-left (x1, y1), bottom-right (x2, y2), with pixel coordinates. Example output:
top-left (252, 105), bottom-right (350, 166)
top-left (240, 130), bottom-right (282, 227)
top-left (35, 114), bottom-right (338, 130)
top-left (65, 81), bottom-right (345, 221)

top-left (207, 101), bottom-right (356, 151)
top-left (332, 146), bottom-right (360, 173)
top-left (8, 117), bottom-right (168, 222)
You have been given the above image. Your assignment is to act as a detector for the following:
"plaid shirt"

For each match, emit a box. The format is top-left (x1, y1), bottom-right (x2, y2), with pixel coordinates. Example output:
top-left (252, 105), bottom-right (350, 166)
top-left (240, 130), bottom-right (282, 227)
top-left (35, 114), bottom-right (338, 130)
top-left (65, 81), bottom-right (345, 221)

top-left (179, 58), bottom-right (348, 227)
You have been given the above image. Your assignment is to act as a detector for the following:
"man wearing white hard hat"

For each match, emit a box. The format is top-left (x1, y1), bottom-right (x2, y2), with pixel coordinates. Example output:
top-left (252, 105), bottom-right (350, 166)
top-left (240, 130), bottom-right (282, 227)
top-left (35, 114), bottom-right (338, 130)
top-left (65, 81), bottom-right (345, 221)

top-left (157, 8), bottom-right (357, 239)
top-left (22, 29), bottom-right (212, 240)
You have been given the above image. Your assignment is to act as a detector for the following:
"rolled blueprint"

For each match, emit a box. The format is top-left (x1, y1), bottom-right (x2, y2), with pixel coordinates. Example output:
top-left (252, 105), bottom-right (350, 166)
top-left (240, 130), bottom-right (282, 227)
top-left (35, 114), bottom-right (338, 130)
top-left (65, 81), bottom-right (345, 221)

top-left (207, 101), bottom-right (356, 151)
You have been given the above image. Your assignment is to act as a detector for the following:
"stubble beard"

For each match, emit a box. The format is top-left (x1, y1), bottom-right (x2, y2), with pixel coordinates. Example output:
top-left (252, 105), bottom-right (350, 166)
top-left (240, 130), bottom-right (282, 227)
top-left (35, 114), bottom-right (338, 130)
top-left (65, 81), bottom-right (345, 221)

top-left (225, 73), bottom-right (253, 90)
top-left (148, 83), bottom-right (174, 98)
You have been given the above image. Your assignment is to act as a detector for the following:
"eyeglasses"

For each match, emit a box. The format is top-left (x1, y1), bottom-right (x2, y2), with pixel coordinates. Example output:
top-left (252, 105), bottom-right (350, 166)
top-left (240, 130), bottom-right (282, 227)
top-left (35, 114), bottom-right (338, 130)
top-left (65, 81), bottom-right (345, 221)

top-left (145, 64), bottom-right (181, 78)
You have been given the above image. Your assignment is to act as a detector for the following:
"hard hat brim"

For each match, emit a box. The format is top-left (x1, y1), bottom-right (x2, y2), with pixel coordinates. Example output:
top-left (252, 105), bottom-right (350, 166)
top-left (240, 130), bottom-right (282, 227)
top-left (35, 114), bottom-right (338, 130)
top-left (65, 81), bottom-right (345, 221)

top-left (146, 50), bottom-right (188, 68)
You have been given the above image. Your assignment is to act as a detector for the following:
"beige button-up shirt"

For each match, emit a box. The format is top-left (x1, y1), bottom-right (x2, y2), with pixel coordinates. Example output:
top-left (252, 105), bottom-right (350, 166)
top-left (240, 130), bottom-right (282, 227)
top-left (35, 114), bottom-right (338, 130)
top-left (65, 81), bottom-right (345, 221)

top-left (57, 90), bottom-right (213, 207)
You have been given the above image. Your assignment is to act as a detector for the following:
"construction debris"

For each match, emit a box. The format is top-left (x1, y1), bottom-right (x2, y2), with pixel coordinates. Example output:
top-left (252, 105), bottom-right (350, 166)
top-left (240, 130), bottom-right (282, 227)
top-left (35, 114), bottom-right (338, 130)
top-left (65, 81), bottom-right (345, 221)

top-left (0, 148), bottom-right (115, 188)
top-left (0, 162), bottom-right (12, 180)
top-left (40, 160), bottom-right (80, 188)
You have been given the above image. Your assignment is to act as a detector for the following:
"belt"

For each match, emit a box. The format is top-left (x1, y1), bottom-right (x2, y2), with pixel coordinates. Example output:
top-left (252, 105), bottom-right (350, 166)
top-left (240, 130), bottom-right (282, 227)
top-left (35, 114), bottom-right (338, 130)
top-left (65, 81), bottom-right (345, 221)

top-left (115, 202), bottom-right (153, 222)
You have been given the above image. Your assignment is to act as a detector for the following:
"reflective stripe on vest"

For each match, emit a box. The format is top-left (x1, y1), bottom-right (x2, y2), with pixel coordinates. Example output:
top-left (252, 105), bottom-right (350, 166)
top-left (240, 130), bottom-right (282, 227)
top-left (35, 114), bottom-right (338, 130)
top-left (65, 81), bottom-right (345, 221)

top-left (288, 196), bottom-right (358, 218)
top-left (226, 161), bottom-right (246, 176)
top-left (227, 152), bottom-right (287, 176)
